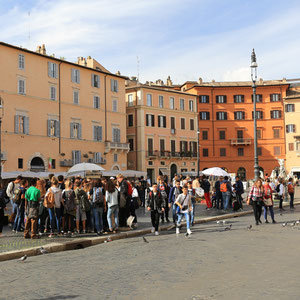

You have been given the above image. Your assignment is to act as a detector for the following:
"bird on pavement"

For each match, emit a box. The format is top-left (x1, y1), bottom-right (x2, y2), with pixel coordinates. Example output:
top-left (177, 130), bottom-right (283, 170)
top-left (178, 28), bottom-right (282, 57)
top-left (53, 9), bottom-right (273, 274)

top-left (224, 224), bottom-right (232, 231)
top-left (282, 223), bottom-right (287, 227)
top-left (223, 220), bottom-right (227, 224)
top-left (18, 255), bottom-right (27, 262)
top-left (247, 225), bottom-right (252, 230)
top-left (290, 222), bottom-right (296, 227)
top-left (296, 220), bottom-right (300, 225)
top-left (143, 237), bottom-right (149, 243)
top-left (39, 247), bottom-right (48, 254)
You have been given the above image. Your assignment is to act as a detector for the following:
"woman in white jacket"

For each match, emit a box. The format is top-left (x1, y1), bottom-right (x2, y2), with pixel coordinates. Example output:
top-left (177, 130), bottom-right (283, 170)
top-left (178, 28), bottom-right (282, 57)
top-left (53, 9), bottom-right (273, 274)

top-left (105, 179), bottom-right (119, 233)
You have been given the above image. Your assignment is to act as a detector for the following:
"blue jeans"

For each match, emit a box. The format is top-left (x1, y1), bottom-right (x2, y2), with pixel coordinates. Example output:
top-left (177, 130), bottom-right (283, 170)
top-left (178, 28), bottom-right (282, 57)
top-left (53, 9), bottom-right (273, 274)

top-left (189, 202), bottom-right (196, 224)
top-left (55, 207), bottom-right (62, 232)
top-left (177, 212), bottom-right (190, 230)
top-left (93, 207), bottom-right (103, 233)
top-left (222, 192), bottom-right (231, 210)
top-left (264, 206), bottom-right (275, 221)
top-left (48, 208), bottom-right (55, 233)
top-left (107, 205), bottom-right (119, 230)
top-left (10, 199), bottom-right (18, 215)
top-left (172, 203), bottom-right (178, 224)
top-left (13, 204), bottom-right (24, 231)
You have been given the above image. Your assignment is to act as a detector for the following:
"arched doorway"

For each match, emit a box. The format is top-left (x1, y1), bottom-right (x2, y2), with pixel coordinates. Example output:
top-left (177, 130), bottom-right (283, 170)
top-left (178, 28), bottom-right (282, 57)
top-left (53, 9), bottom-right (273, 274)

top-left (30, 157), bottom-right (45, 172)
top-left (237, 167), bottom-right (246, 181)
top-left (170, 164), bottom-right (177, 180)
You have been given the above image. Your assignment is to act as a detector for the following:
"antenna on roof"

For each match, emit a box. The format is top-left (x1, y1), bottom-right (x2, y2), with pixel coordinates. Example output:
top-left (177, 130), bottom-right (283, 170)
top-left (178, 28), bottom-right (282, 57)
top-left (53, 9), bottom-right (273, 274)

top-left (137, 55), bottom-right (140, 82)
top-left (28, 11), bottom-right (31, 50)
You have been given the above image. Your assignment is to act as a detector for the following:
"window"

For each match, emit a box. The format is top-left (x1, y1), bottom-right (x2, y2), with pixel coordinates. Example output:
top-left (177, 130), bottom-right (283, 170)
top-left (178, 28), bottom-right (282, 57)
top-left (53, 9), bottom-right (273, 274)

top-left (128, 114), bottom-right (134, 127)
top-left (237, 130), bottom-right (243, 139)
top-left (71, 68), bottom-right (80, 83)
top-left (94, 152), bottom-right (102, 163)
top-left (257, 147), bottom-right (262, 156)
top-left (180, 141), bottom-right (188, 153)
top-left (190, 141), bottom-right (197, 154)
top-left (285, 104), bottom-right (295, 112)
top-left (72, 150), bottom-right (81, 164)
top-left (252, 111), bottom-right (263, 119)
top-left (111, 79), bottom-right (118, 92)
top-left (18, 79), bottom-right (25, 95)
top-left (257, 129), bottom-right (262, 139)
top-left (274, 146), bottom-right (281, 155)
top-left (286, 124), bottom-right (296, 133)
top-left (47, 120), bottom-right (60, 137)
top-left (216, 95), bottom-right (227, 103)
top-left (202, 130), bottom-right (208, 140)
top-left (148, 138), bottom-right (153, 154)
top-left (270, 110), bottom-right (282, 119)
top-left (112, 128), bottom-right (121, 143)
top-left (190, 119), bottom-right (195, 131)
top-left (160, 139), bottom-right (165, 156)
top-left (18, 54), bottom-right (25, 70)
top-left (93, 96), bottom-right (100, 109)
top-left (112, 99), bottom-right (118, 112)
top-left (170, 97), bottom-right (175, 109)
top-left (18, 158), bottom-right (23, 169)
top-left (219, 131), bottom-right (226, 140)
top-left (199, 95), bottom-right (209, 103)
top-left (171, 140), bottom-right (176, 154)
top-left (220, 148), bottom-right (226, 157)
top-left (234, 95), bottom-right (244, 103)
top-left (252, 94), bottom-right (262, 102)
top-left (159, 96), bottom-right (164, 108)
top-left (114, 153), bottom-right (118, 162)
top-left (158, 115), bottom-right (166, 128)
top-left (170, 117), bottom-right (175, 130)
top-left (50, 86), bottom-right (56, 100)
top-left (146, 114), bottom-right (155, 127)
top-left (234, 111), bottom-right (245, 120)
top-left (51, 159), bottom-right (56, 169)
top-left (216, 112), bottom-right (227, 120)
top-left (48, 62), bottom-right (58, 78)
top-left (270, 93), bottom-right (281, 102)
top-left (128, 94), bottom-right (134, 107)
top-left (181, 118), bottom-right (185, 130)
top-left (70, 122), bottom-right (82, 139)
top-left (189, 100), bottom-right (194, 112)
top-left (200, 112), bottom-right (210, 120)
top-left (289, 143), bottom-right (294, 151)
top-left (147, 94), bottom-right (152, 106)
top-left (203, 148), bottom-right (209, 157)
top-left (273, 128), bottom-right (280, 139)
top-left (14, 115), bottom-right (29, 134)
top-left (73, 90), bottom-right (79, 105)
top-left (93, 125), bottom-right (102, 142)
top-left (238, 148), bottom-right (244, 156)
top-left (91, 74), bottom-right (100, 88)
top-left (128, 139), bottom-right (134, 151)
top-left (180, 99), bottom-right (185, 110)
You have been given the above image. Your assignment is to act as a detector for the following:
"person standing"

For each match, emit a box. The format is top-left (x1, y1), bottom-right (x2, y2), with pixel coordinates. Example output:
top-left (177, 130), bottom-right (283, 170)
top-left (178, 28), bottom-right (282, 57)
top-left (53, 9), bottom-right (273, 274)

top-left (157, 176), bottom-right (170, 223)
top-left (13, 179), bottom-right (27, 233)
top-left (0, 182), bottom-right (8, 237)
top-left (214, 176), bottom-right (223, 209)
top-left (200, 175), bottom-right (212, 209)
top-left (62, 179), bottom-right (76, 235)
top-left (117, 174), bottom-right (131, 228)
top-left (74, 179), bottom-right (88, 234)
top-left (187, 181), bottom-right (196, 226)
top-left (168, 180), bottom-right (182, 224)
top-left (277, 178), bottom-right (285, 211)
top-left (263, 179), bottom-right (276, 223)
top-left (92, 179), bottom-right (106, 235)
top-left (24, 178), bottom-right (41, 239)
top-left (106, 179), bottom-right (119, 233)
top-left (248, 179), bottom-right (264, 225)
top-left (287, 178), bottom-right (295, 209)
top-left (220, 176), bottom-right (232, 211)
top-left (234, 176), bottom-right (244, 209)
top-left (147, 183), bottom-right (164, 236)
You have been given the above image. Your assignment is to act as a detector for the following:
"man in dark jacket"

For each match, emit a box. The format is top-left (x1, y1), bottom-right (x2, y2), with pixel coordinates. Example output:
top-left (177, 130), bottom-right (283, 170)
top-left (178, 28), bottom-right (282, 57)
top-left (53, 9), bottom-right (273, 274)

top-left (234, 176), bottom-right (244, 209)
top-left (117, 174), bottom-right (130, 227)
top-left (214, 176), bottom-right (223, 209)
top-left (147, 183), bottom-right (164, 236)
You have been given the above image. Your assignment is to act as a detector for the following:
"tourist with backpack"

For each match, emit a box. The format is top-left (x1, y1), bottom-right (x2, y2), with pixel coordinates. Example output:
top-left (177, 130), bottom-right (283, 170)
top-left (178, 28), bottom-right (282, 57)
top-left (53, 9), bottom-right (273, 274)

top-left (220, 176), bottom-right (232, 211)
top-left (74, 179), bottom-right (88, 234)
top-left (157, 176), bottom-right (170, 223)
top-left (92, 179), bottom-right (106, 235)
top-left (147, 183), bottom-right (164, 236)
top-left (287, 178), bottom-right (295, 209)
top-left (13, 179), bottom-right (27, 233)
top-left (117, 174), bottom-right (131, 227)
top-left (106, 178), bottom-right (119, 233)
top-left (62, 179), bottom-right (76, 235)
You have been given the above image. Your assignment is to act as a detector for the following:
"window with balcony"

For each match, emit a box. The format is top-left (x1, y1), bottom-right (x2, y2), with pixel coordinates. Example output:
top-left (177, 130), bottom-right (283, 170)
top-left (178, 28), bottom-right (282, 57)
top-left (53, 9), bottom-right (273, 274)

top-left (128, 94), bottom-right (134, 107)
top-left (189, 100), bottom-right (194, 112)
top-left (93, 95), bottom-right (100, 109)
top-left (148, 138), bottom-right (153, 155)
top-left (70, 122), bottom-right (82, 139)
top-left (147, 94), bottom-right (152, 106)
top-left (270, 110), bottom-right (282, 119)
top-left (47, 120), bottom-right (60, 137)
top-left (128, 114), bottom-right (134, 127)
top-left (202, 130), bottom-right (208, 140)
top-left (146, 114), bottom-right (155, 127)
top-left (170, 117), bottom-right (176, 131)
top-left (216, 112), bottom-right (227, 120)
top-left (94, 152), bottom-right (102, 163)
top-left (93, 125), bottom-right (102, 141)
top-left (238, 148), bottom-right (244, 156)
top-left (158, 115), bottom-right (166, 128)
top-left (180, 99), bottom-right (185, 110)
top-left (71, 68), bottom-right (80, 83)
top-left (200, 112), bottom-right (210, 120)
top-left (18, 54), bottom-right (25, 70)
top-left (159, 95), bottom-right (164, 108)
top-left (171, 140), bottom-right (176, 155)
top-left (216, 95), bottom-right (227, 103)
top-left (203, 148), bottom-right (209, 157)
top-left (180, 141), bottom-right (188, 153)
top-left (286, 124), bottom-right (296, 133)
top-left (48, 62), bottom-right (58, 78)
top-left (234, 111), bottom-right (245, 120)
top-left (285, 104), bottom-right (295, 112)
top-left (14, 115), bottom-right (29, 134)
top-left (219, 130), bottom-right (225, 140)
top-left (190, 119), bottom-right (194, 131)
top-left (234, 95), bottom-right (244, 103)
top-left (92, 74), bottom-right (100, 88)
top-left (170, 97), bottom-right (175, 109)
top-left (112, 128), bottom-right (121, 143)
top-left (270, 93), bottom-right (281, 102)
top-left (160, 139), bottom-right (165, 156)
top-left (220, 148), bottom-right (226, 157)
top-left (252, 94), bottom-right (262, 102)
top-left (181, 118), bottom-right (185, 130)
top-left (199, 95), bottom-right (209, 103)
top-left (111, 79), bottom-right (118, 92)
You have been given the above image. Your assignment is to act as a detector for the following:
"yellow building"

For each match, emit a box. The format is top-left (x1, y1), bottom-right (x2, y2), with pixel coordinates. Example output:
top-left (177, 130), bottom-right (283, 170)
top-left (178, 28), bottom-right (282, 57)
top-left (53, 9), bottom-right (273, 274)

top-left (0, 42), bottom-right (129, 173)
top-left (284, 84), bottom-right (300, 177)
top-left (126, 78), bottom-right (198, 183)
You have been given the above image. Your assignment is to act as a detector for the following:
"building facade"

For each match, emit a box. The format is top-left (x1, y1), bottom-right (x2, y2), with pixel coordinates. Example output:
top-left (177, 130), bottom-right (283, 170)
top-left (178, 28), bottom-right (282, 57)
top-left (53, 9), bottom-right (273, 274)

top-left (182, 79), bottom-right (290, 180)
top-left (126, 80), bottom-right (198, 183)
top-left (0, 42), bottom-right (129, 173)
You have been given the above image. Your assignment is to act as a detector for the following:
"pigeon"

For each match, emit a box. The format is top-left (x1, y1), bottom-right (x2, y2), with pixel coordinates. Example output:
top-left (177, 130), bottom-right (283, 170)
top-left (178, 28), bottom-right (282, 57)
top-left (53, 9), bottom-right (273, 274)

top-left (39, 247), bottom-right (48, 254)
top-left (224, 224), bottom-right (232, 231)
top-left (142, 237), bottom-right (149, 243)
top-left (223, 220), bottom-right (227, 224)
top-left (279, 213), bottom-right (283, 216)
top-left (247, 225), bottom-right (252, 230)
top-left (185, 232), bottom-right (189, 238)
top-left (282, 223), bottom-right (287, 227)
top-left (296, 220), bottom-right (300, 225)
top-left (18, 255), bottom-right (27, 262)
top-left (216, 221), bottom-right (221, 224)
top-left (290, 222), bottom-right (296, 227)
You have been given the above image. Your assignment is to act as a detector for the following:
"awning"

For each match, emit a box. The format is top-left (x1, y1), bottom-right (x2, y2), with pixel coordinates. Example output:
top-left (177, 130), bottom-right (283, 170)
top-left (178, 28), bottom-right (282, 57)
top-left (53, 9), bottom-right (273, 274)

top-left (159, 168), bottom-right (168, 176)
top-left (291, 167), bottom-right (300, 172)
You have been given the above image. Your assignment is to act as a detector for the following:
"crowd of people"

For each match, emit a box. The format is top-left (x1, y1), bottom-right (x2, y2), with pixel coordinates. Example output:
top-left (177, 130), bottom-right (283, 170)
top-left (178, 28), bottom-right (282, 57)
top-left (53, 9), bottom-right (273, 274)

top-left (0, 172), bottom-right (297, 238)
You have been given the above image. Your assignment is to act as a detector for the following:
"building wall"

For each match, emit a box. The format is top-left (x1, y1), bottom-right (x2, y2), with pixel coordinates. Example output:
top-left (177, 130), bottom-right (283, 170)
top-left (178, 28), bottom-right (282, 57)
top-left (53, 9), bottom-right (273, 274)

top-left (188, 83), bottom-right (289, 179)
top-left (0, 43), bottom-right (128, 173)
top-left (126, 85), bottom-right (198, 183)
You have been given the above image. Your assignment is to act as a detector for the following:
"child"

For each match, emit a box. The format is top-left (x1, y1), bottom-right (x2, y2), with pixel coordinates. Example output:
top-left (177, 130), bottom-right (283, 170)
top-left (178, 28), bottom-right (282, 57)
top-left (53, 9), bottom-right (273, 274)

top-left (187, 181), bottom-right (196, 226)
top-left (175, 185), bottom-right (192, 235)
top-left (147, 183), bottom-right (164, 236)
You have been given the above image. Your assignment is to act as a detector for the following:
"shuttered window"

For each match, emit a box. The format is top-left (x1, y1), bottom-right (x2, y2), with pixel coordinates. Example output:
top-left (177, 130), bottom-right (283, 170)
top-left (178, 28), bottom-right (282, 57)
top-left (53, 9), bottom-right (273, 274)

top-left (48, 62), bottom-right (58, 78)
top-left (200, 112), bottom-right (210, 120)
top-left (286, 124), bottom-right (296, 133)
top-left (71, 68), bottom-right (80, 83)
top-left (234, 95), bottom-right (244, 103)
top-left (158, 115), bottom-right (166, 128)
top-left (47, 120), bottom-right (60, 137)
top-left (14, 115), bottom-right (29, 134)
top-left (111, 79), bottom-right (118, 92)
top-left (18, 79), bottom-right (25, 95)
top-left (270, 110), bottom-right (282, 119)
top-left (50, 86), bottom-right (56, 100)
top-left (146, 114), bottom-right (155, 127)
top-left (70, 122), bottom-right (82, 139)
top-left (93, 96), bottom-right (100, 109)
top-left (73, 90), bottom-right (79, 105)
top-left (18, 54), bottom-right (25, 70)
top-left (216, 95), bottom-right (227, 103)
top-left (72, 150), bottom-right (81, 164)
top-left (216, 112), bottom-right (227, 120)
top-left (91, 74), bottom-right (100, 88)
top-left (181, 118), bottom-right (185, 130)
top-left (112, 128), bottom-right (121, 143)
top-left (93, 126), bottom-right (102, 141)
top-left (234, 111), bottom-right (245, 120)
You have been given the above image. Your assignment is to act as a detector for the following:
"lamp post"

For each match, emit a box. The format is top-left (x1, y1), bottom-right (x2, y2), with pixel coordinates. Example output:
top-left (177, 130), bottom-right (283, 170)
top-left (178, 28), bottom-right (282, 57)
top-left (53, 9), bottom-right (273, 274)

top-left (251, 49), bottom-right (260, 180)
top-left (197, 128), bottom-right (200, 177)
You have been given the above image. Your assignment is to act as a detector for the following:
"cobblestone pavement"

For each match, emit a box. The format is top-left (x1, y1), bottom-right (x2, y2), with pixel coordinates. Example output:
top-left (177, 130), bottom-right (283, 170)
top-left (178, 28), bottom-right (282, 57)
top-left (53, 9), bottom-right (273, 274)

top-left (1, 208), bottom-right (300, 300)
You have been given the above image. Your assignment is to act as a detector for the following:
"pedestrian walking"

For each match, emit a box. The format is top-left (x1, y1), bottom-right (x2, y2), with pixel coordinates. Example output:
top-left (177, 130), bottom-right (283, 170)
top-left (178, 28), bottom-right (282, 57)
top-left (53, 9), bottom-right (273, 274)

top-left (248, 179), bottom-right (264, 225)
top-left (168, 180), bottom-right (182, 224)
top-left (234, 176), bottom-right (244, 209)
top-left (157, 176), bottom-right (170, 223)
top-left (187, 181), bottom-right (196, 226)
top-left (263, 179), bottom-right (276, 223)
top-left (105, 178), bottom-right (119, 233)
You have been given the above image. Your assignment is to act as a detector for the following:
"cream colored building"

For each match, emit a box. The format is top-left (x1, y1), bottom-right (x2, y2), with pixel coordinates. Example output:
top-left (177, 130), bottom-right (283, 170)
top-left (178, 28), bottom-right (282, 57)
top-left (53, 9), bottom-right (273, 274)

top-left (0, 42), bottom-right (129, 173)
top-left (126, 78), bottom-right (198, 183)
top-left (284, 84), bottom-right (300, 177)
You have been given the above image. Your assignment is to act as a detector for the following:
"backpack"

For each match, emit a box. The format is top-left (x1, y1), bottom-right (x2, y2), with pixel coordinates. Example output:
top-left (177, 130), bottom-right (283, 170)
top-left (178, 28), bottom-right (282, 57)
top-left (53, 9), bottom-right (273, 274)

top-left (13, 187), bottom-right (22, 205)
top-left (63, 190), bottom-right (76, 211)
top-left (44, 189), bottom-right (55, 208)
top-left (77, 189), bottom-right (90, 212)
top-left (276, 184), bottom-right (280, 193)
top-left (127, 182), bottom-right (133, 196)
top-left (288, 183), bottom-right (294, 194)
top-left (93, 187), bottom-right (104, 207)
top-left (220, 182), bottom-right (228, 193)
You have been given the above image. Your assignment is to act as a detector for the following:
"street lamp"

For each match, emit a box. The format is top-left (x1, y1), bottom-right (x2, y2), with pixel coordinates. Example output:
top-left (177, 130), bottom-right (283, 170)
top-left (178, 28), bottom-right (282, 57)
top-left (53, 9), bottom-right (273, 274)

top-left (197, 128), bottom-right (200, 177)
top-left (250, 49), bottom-right (260, 180)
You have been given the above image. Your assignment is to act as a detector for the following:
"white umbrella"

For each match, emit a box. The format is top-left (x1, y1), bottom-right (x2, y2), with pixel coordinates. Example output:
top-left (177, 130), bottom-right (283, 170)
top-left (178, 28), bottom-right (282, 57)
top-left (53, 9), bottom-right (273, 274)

top-left (67, 163), bottom-right (105, 177)
top-left (202, 167), bottom-right (229, 177)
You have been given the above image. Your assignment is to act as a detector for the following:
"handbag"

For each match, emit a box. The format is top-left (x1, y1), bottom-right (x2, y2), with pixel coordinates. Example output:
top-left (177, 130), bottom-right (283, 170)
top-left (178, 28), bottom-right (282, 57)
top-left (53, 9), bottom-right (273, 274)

top-left (247, 197), bottom-right (253, 206)
top-left (132, 197), bottom-right (141, 209)
top-left (263, 198), bottom-right (273, 206)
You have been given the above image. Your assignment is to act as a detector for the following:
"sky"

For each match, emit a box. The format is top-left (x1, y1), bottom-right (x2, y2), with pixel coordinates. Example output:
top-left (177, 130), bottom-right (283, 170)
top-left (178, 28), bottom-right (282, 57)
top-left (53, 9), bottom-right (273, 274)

top-left (0, 0), bottom-right (300, 84)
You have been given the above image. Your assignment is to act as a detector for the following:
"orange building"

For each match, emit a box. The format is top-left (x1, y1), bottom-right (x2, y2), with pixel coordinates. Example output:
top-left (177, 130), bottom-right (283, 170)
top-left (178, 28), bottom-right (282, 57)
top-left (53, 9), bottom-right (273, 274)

top-left (0, 42), bottom-right (129, 173)
top-left (182, 79), bottom-right (290, 180)
top-left (126, 78), bottom-right (198, 183)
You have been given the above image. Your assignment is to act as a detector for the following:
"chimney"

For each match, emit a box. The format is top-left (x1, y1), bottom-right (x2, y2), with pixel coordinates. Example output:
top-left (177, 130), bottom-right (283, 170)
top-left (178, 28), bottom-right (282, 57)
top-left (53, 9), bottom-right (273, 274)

top-left (166, 76), bottom-right (172, 86)
top-left (259, 78), bottom-right (263, 84)
top-left (36, 45), bottom-right (41, 53)
top-left (41, 44), bottom-right (46, 55)
top-left (116, 71), bottom-right (121, 76)
top-left (198, 77), bottom-right (203, 84)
